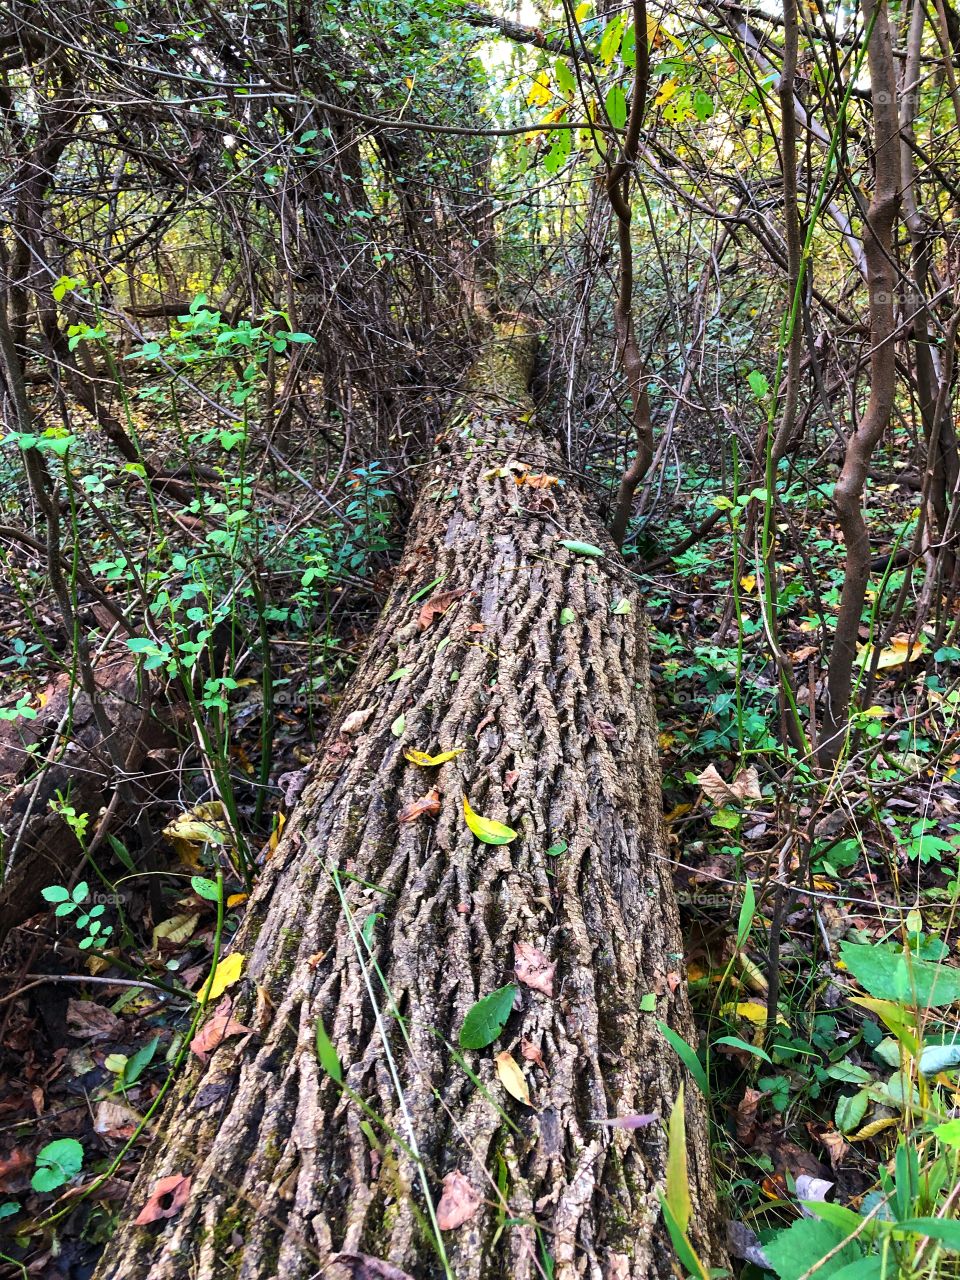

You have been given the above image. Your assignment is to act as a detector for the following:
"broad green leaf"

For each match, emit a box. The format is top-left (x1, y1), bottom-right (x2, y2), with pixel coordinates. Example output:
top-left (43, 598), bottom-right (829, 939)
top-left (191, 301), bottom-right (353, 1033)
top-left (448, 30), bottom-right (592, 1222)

top-left (31, 1138), bottom-right (84, 1193)
top-left (391, 713), bottom-right (406, 738)
top-left (554, 58), bottom-right (576, 94)
top-left (835, 1089), bottom-right (869, 1133)
top-left (841, 941), bottom-right (960, 1009)
top-left (404, 747), bottom-right (464, 767)
top-left (41, 885), bottom-right (70, 903)
top-left (605, 85), bottom-right (627, 129)
top-left (919, 1042), bottom-right (960, 1075)
top-left (765, 1217), bottom-right (863, 1279)
top-left (559, 539), bottom-right (604, 558)
top-left (463, 795), bottom-right (517, 845)
top-left (546, 839), bottom-right (568, 857)
top-left (191, 875), bottom-right (221, 903)
top-left (559, 608), bottom-right (575, 625)
top-left (459, 983), bottom-right (517, 1049)
top-left (123, 1035), bottom-right (159, 1085)
top-left (315, 1016), bottom-right (343, 1083)
top-left (611, 599), bottom-right (631, 615)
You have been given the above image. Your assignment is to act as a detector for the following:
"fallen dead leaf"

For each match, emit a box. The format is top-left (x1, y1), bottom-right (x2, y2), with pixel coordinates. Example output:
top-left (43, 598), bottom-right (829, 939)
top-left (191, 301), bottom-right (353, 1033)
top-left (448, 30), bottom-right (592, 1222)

top-left (66, 999), bottom-right (121, 1041)
top-left (436, 1168), bottom-right (481, 1230)
top-left (94, 1098), bottom-right (140, 1140)
top-left (340, 707), bottom-right (376, 736)
top-left (736, 1087), bottom-right (763, 1144)
top-left (398, 789), bottom-right (442, 824)
top-left (697, 764), bottom-right (762, 806)
top-left (190, 999), bottom-right (249, 1063)
top-left (417, 589), bottom-right (466, 631)
top-left (514, 941), bottom-right (555, 998)
top-left (516, 472), bottom-right (559, 488)
top-left (134, 1173), bottom-right (192, 1225)
top-left (495, 1051), bottom-right (531, 1106)
top-left (520, 1037), bottom-right (548, 1074)
top-left (329, 1254), bottom-right (418, 1280)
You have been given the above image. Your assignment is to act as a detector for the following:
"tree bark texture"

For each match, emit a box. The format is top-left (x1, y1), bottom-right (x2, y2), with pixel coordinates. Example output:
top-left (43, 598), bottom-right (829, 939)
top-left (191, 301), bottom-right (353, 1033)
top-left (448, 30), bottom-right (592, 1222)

top-left (95, 320), bottom-right (725, 1280)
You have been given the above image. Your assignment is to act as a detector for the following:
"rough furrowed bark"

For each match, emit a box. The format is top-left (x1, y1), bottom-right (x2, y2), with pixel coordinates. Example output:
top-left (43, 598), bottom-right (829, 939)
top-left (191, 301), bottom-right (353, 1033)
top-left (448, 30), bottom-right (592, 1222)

top-left (96, 320), bottom-right (725, 1280)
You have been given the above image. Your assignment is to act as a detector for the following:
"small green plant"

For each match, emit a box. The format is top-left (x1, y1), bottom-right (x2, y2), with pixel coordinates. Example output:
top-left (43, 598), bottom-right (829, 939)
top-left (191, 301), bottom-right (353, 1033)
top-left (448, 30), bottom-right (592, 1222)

top-left (41, 881), bottom-right (113, 950)
top-left (31, 1138), bottom-right (84, 1193)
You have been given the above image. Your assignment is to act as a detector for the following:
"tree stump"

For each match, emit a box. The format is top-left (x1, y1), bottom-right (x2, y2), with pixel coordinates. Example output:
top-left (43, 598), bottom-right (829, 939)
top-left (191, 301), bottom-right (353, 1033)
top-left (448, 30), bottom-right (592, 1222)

top-left (95, 319), bottom-right (725, 1280)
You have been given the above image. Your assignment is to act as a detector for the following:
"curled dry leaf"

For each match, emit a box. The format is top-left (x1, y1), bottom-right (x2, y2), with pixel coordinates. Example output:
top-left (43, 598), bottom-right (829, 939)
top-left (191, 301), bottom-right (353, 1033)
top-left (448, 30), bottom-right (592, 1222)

top-left (133, 1172), bottom-right (192, 1225)
top-left (436, 1168), bottom-right (481, 1230)
top-left (736, 1087), bottom-right (763, 1145)
top-left (514, 941), bottom-right (555, 998)
top-left (696, 763), bottom-right (762, 806)
top-left (417, 588), bottom-right (466, 631)
top-left (494, 1051), bottom-right (531, 1106)
top-left (340, 707), bottom-right (376, 737)
top-left (190, 999), bottom-right (249, 1063)
top-left (515, 471), bottom-right (559, 488)
top-left (520, 1036), bottom-right (548, 1074)
top-left (398, 789), bottom-right (442, 824)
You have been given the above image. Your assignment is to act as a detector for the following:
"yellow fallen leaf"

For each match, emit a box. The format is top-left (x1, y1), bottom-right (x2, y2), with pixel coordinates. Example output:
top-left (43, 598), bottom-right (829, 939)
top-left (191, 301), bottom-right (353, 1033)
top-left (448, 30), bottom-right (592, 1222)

top-left (495, 1051), bottom-right (531, 1106)
top-left (198, 951), bottom-right (245, 1004)
top-left (849, 1116), bottom-right (897, 1141)
top-left (163, 801), bottom-right (233, 870)
top-left (463, 795), bottom-right (517, 845)
top-left (859, 633), bottom-right (928, 671)
top-left (404, 747), bottom-right (465, 767)
top-left (663, 802), bottom-right (692, 823)
top-left (152, 913), bottom-right (200, 950)
top-left (720, 1001), bottom-right (788, 1027)
top-left (267, 812), bottom-right (286, 857)
top-left (226, 893), bottom-right (248, 909)
top-left (740, 574), bottom-right (756, 593)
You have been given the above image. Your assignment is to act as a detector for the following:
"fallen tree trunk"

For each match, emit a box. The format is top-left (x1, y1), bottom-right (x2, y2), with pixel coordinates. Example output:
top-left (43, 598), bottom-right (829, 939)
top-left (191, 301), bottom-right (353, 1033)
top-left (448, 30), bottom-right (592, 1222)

top-left (96, 320), bottom-right (726, 1280)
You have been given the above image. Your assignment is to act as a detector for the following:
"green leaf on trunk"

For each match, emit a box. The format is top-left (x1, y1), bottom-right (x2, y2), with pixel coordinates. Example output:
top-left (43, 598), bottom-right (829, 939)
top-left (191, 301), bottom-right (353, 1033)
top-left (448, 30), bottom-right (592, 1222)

top-left (459, 983), bottom-right (517, 1049)
top-left (315, 1017), bottom-right (343, 1083)
top-left (559, 539), bottom-right (604, 558)
top-left (463, 795), bottom-right (517, 845)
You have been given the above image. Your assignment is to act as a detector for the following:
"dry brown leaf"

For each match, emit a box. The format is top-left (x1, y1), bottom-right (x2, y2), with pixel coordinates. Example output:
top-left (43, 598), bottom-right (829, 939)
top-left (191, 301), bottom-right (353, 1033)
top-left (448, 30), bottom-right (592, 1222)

top-left (66, 998), bottom-right (122, 1041)
top-left (134, 1173), bottom-right (192, 1225)
top-left (495, 1051), bottom-right (531, 1106)
top-left (329, 1254), bottom-right (418, 1280)
top-left (736, 1087), bottom-right (763, 1145)
top-left (93, 1099), bottom-right (140, 1140)
top-left (696, 763), bottom-right (762, 806)
top-left (503, 770), bottom-right (519, 791)
top-left (340, 707), bottom-right (376, 736)
top-left (520, 1037), bottom-right (548, 1075)
top-left (436, 1169), bottom-right (481, 1230)
top-left (516, 472), bottom-right (559, 489)
top-left (417, 589), bottom-right (466, 631)
top-left (514, 941), bottom-right (555, 998)
top-left (398, 789), bottom-right (442, 824)
top-left (190, 999), bottom-right (249, 1063)
top-left (467, 622), bottom-right (486, 633)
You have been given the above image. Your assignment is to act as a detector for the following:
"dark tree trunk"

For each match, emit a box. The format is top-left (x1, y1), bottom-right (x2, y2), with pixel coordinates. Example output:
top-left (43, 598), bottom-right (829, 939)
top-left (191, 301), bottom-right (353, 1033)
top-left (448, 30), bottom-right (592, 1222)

top-left (95, 321), bottom-right (725, 1280)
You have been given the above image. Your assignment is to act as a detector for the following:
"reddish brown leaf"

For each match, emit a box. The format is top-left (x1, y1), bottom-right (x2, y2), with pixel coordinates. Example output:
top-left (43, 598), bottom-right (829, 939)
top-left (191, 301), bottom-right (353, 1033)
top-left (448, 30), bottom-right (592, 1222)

top-left (514, 941), bottom-right (555, 998)
top-left (398, 789), bottom-right (442, 824)
top-left (436, 1169), bottom-right (481, 1230)
top-left (515, 472), bottom-right (559, 489)
top-left (503, 770), bottom-right (519, 791)
top-left (190, 1000), bottom-right (249, 1063)
top-left (467, 623), bottom-right (485, 633)
top-left (133, 1173), bottom-right (192, 1225)
top-left (417, 589), bottom-right (466, 632)
top-left (520, 1036), bottom-right (548, 1075)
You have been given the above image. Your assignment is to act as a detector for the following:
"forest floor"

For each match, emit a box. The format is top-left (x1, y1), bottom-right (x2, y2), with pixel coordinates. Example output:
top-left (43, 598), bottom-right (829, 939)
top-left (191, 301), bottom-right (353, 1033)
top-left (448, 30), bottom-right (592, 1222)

top-left (0, 400), bottom-right (959, 1277)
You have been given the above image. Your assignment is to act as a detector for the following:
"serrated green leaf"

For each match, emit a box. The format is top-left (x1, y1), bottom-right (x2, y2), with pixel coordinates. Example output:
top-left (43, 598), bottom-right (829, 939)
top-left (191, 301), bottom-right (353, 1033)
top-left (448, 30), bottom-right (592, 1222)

top-left (459, 983), bottom-right (517, 1049)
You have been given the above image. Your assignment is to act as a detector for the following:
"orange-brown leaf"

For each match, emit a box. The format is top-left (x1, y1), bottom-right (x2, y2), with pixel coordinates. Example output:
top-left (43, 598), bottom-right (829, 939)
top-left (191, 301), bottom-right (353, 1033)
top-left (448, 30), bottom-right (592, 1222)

top-left (417, 589), bottom-right (466, 631)
top-left (133, 1173), bottom-right (192, 1224)
top-left (436, 1168), bottom-right (481, 1230)
top-left (398, 789), bottom-right (442, 824)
